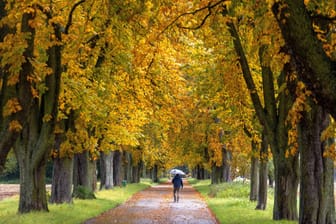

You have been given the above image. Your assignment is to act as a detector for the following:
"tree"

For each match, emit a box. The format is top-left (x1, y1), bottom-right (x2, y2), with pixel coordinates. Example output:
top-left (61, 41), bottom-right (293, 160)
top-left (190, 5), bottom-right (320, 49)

top-left (224, 12), bottom-right (299, 220)
top-left (272, 0), bottom-right (336, 119)
top-left (0, 0), bottom-right (88, 212)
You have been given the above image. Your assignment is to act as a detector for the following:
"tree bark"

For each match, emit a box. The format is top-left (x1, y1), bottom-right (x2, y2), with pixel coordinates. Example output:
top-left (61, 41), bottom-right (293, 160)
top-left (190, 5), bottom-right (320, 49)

top-left (256, 132), bottom-right (268, 210)
top-left (100, 151), bottom-right (114, 190)
top-left (15, 143), bottom-right (49, 213)
top-left (298, 102), bottom-right (335, 224)
top-left (211, 146), bottom-right (231, 184)
top-left (132, 160), bottom-right (141, 183)
top-left (125, 151), bottom-right (133, 183)
top-left (222, 147), bottom-right (231, 182)
top-left (73, 151), bottom-right (97, 193)
top-left (152, 164), bottom-right (159, 183)
top-left (113, 150), bottom-right (123, 186)
top-left (50, 157), bottom-right (73, 203)
top-left (271, 153), bottom-right (299, 220)
top-left (196, 164), bottom-right (206, 180)
top-left (211, 165), bottom-right (223, 184)
top-left (249, 140), bottom-right (259, 201)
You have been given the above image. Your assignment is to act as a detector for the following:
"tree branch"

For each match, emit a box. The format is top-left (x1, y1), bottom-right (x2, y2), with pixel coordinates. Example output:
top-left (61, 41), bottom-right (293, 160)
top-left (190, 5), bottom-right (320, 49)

top-left (226, 19), bottom-right (269, 131)
top-left (65, 0), bottom-right (86, 34)
top-left (160, 0), bottom-right (227, 35)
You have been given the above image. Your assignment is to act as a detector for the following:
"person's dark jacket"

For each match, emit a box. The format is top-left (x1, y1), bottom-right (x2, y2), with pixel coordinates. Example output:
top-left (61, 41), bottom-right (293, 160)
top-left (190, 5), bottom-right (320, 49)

top-left (172, 174), bottom-right (183, 188)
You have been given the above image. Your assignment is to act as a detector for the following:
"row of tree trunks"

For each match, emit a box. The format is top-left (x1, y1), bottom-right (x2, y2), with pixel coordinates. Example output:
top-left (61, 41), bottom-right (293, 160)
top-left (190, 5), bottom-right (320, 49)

top-left (122, 151), bottom-right (141, 184)
top-left (51, 146), bottom-right (144, 203)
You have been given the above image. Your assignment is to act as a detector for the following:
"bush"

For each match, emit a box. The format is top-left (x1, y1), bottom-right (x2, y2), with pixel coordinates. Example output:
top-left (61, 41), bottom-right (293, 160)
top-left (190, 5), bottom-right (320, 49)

top-left (72, 186), bottom-right (96, 199)
top-left (209, 182), bottom-right (250, 198)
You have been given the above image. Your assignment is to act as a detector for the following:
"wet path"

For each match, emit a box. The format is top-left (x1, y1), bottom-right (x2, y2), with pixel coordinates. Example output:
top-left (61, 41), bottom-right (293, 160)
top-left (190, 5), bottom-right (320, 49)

top-left (84, 180), bottom-right (218, 224)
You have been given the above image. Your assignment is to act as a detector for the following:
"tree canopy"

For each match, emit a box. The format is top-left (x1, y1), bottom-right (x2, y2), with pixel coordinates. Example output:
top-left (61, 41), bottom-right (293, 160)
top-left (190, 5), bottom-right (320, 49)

top-left (0, 0), bottom-right (336, 222)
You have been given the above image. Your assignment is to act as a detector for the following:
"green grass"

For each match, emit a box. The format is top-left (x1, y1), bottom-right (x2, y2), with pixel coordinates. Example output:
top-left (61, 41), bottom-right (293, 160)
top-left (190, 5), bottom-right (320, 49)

top-left (189, 179), bottom-right (296, 224)
top-left (0, 181), bottom-right (151, 224)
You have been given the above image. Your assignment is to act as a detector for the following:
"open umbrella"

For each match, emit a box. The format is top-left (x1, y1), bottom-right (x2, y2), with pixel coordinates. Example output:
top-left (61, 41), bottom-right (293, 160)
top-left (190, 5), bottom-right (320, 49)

top-left (169, 168), bottom-right (186, 176)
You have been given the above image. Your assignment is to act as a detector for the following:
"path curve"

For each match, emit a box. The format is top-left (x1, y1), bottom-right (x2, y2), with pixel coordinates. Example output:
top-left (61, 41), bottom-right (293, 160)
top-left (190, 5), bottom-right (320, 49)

top-left (84, 180), bottom-right (218, 224)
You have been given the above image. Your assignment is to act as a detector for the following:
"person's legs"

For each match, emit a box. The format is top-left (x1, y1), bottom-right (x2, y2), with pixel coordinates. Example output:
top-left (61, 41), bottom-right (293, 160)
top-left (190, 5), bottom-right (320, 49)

top-left (173, 187), bottom-right (178, 202)
top-left (176, 188), bottom-right (180, 202)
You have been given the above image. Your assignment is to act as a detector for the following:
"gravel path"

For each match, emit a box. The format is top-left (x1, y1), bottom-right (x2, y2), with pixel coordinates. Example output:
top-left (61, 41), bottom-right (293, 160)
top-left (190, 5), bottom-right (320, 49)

top-left (84, 180), bottom-right (219, 224)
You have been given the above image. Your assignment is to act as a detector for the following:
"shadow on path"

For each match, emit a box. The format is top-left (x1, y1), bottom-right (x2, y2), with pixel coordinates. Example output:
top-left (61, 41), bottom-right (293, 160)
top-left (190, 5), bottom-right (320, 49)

top-left (84, 179), bottom-right (218, 224)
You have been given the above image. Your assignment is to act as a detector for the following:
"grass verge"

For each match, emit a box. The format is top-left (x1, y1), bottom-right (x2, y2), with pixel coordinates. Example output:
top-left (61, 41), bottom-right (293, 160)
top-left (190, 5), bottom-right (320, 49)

top-left (189, 179), bottom-right (296, 224)
top-left (0, 180), bottom-right (152, 224)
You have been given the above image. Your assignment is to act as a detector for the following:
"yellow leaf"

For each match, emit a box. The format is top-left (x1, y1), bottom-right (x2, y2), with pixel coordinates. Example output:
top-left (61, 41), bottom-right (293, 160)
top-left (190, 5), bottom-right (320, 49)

top-left (3, 98), bottom-right (22, 117)
top-left (9, 120), bottom-right (22, 132)
top-left (43, 114), bottom-right (53, 122)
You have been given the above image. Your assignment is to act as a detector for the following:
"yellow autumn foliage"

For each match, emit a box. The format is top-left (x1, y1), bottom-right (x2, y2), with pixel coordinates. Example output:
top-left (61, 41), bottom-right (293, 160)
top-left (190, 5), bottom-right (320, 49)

top-left (3, 98), bottom-right (22, 117)
top-left (9, 120), bottom-right (23, 132)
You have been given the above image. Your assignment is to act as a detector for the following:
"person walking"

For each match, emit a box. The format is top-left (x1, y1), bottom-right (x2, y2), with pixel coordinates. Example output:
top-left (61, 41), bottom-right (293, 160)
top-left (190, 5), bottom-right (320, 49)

top-left (172, 173), bottom-right (183, 202)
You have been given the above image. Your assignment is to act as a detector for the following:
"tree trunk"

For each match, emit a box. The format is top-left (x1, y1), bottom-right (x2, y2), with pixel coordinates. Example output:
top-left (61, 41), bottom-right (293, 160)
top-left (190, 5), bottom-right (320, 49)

top-left (99, 152), bottom-right (106, 190)
top-left (223, 147), bottom-right (231, 182)
top-left (196, 164), bottom-right (205, 179)
top-left (50, 157), bottom-right (73, 203)
top-left (15, 143), bottom-right (49, 213)
top-left (73, 151), bottom-right (97, 193)
top-left (298, 103), bottom-right (335, 224)
top-left (132, 161), bottom-right (141, 183)
top-left (152, 164), bottom-right (159, 183)
top-left (100, 151), bottom-right (114, 190)
top-left (272, 154), bottom-right (299, 220)
top-left (50, 127), bottom-right (73, 204)
top-left (211, 146), bottom-right (232, 184)
top-left (250, 141), bottom-right (259, 201)
top-left (256, 133), bottom-right (268, 210)
top-left (113, 150), bottom-right (123, 186)
top-left (125, 151), bottom-right (133, 183)
top-left (211, 165), bottom-right (222, 184)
